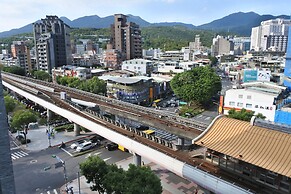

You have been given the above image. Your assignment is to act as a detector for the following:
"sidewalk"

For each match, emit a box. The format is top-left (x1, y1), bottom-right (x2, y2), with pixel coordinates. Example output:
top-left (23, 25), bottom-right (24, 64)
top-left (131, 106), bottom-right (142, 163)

top-left (11, 125), bottom-right (88, 151)
top-left (12, 126), bottom-right (206, 193)
top-left (62, 156), bottom-right (206, 194)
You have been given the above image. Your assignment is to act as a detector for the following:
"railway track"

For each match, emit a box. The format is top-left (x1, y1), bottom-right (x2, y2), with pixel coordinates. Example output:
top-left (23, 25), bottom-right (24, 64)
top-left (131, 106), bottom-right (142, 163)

top-left (2, 72), bottom-right (208, 135)
top-left (2, 72), bottom-right (261, 192)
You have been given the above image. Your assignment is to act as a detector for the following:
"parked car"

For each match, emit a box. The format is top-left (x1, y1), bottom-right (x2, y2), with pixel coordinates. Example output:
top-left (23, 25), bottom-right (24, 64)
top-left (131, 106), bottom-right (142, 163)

top-left (106, 142), bottom-right (118, 151)
top-left (76, 141), bottom-right (95, 152)
top-left (70, 139), bottom-right (87, 149)
top-left (88, 134), bottom-right (104, 143)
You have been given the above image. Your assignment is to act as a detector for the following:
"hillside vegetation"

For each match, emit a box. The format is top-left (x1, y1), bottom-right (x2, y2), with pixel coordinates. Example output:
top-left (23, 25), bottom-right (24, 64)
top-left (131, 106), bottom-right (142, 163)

top-left (0, 26), bottom-right (234, 51)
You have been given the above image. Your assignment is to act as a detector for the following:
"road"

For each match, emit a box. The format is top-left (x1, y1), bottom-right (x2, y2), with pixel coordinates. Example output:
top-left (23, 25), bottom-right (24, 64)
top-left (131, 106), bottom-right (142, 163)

top-left (13, 144), bottom-right (131, 194)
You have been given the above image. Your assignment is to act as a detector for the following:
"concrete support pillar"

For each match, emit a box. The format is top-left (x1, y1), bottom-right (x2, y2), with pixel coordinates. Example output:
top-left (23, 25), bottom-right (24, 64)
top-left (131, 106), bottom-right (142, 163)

top-left (74, 123), bottom-right (81, 136)
top-left (177, 137), bottom-right (185, 146)
top-left (47, 109), bottom-right (53, 122)
top-left (133, 153), bottom-right (142, 166)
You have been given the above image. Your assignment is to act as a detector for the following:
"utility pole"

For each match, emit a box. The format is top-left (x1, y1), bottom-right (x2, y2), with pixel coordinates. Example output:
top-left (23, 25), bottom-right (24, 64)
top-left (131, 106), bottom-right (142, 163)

top-left (52, 155), bottom-right (68, 192)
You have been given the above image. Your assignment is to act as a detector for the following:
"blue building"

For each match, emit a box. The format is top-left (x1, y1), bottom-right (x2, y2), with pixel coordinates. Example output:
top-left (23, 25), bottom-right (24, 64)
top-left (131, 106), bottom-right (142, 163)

top-left (283, 25), bottom-right (291, 89)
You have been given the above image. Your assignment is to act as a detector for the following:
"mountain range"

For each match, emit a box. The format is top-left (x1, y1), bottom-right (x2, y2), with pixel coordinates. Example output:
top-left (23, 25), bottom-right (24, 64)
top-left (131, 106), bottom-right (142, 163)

top-left (0, 12), bottom-right (289, 38)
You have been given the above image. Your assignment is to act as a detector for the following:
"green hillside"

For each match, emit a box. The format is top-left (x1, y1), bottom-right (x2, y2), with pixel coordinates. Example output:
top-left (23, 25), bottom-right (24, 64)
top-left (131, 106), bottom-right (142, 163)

top-left (0, 26), bottom-right (233, 52)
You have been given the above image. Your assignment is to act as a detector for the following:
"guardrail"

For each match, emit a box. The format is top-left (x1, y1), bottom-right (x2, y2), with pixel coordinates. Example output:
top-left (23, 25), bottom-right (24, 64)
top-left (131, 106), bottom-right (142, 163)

top-left (2, 72), bottom-right (208, 131)
top-left (66, 99), bottom-right (178, 150)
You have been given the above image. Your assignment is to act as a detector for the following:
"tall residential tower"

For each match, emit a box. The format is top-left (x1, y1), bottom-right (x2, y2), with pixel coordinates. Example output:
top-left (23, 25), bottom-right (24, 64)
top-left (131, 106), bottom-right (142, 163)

top-left (33, 16), bottom-right (71, 73)
top-left (110, 14), bottom-right (142, 61)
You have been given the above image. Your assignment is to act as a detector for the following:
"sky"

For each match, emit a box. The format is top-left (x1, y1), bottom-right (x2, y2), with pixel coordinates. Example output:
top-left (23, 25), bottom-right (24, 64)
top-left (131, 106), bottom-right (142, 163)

top-left (0, 0), bottom-right (290, 32)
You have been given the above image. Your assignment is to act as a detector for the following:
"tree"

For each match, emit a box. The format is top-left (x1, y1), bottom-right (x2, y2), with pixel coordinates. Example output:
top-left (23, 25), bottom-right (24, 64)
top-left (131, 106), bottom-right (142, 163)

top-left (124, 164), bottom-right (162, 194)
top-left (4, 95), bottom-right (16, 113)
top-left (3, 66), bottom-right (25, 76)
top-left (10, 109), bottom-right (37, 130)
top-left (80, 156), bottom-right (162, 194)
top-left (228, 108), bottom-right (266, 121)
top-left (208, 55), bottom-right (218, 66)
top-left (170, 66), bottom-right (221, 105)
top-left (80, 156), bottom-right (108, 193)
top-left (33, 70), bottom-right (51, 81)
top-left (103, 164), bottom-right (126, 194)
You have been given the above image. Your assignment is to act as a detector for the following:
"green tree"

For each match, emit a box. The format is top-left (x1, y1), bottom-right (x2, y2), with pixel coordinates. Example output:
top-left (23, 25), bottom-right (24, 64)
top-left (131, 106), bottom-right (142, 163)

top-left (4, 95), bottom-right (16, 113)
top-left (124, 164), bottom-right (162, 194)
top-left (170, 66), bottom-right (221, 105)
top-left (3, 66), bottom-right (25, 76)
top-left (33, 70), bottom-right (51, 81)
top-left (103, 164), bottom-right (126, 194)
top-left (228, 108), bottom-right (254, 121)
top-left (11, 109), bottom-right (37, 130)
top-left (256, 113), bottom-right (266, 120)
top-left (80, 156), bottom-right (162, 194)
top-left (80, 156), bottom-right (108, 193)
top-left (208, 55), bottom-right (218, 66)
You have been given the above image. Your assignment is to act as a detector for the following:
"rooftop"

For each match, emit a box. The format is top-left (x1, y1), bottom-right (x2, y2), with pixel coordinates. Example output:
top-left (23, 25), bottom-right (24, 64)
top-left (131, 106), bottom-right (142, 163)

top-left (194, 116), bottom-right (291, 178)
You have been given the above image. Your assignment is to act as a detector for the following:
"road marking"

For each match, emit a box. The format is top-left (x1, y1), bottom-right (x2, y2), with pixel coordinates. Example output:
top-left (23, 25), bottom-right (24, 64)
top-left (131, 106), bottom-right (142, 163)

top-left (94, 152), bottom-right (102, 156)
top-left (47, 191), bottom-right (50, 194)
top-left (85, 153), bottom-right (92, 158)
top-left (53, 189), bottom-right (58, 194)
top-left (14, 152), bottom-right (25, 157)
top-left (11, 154), bottom-right (19, 159)
top-left (11, 155), bottom-right (17, 160)
top-left (196, 115), bottom-right (203, 118)
top-left (20, 151), bottom-right (28, 156)
top-left (103, 157), bottom-right (111, 161)
top-left (205, 117), bottom-right (211, 120)
top-left (60, 148), bottom-right (73, 156)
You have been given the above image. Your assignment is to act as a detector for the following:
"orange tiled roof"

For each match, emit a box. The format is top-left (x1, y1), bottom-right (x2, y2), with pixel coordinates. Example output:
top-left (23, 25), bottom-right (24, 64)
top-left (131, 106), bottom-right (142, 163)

top-left (194, 117), bottom-right (291, 178)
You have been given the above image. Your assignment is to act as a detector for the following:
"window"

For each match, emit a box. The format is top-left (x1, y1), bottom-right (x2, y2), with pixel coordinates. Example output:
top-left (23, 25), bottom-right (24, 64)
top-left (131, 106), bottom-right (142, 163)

top-left (246, 103), bottom-right (252, 108)
top-left (237, 102), bottom-right (243, 107)
top-left (134, 66), bottom-right (136, 69)
top-left (247, 95), bottom-right (252, 100)
top-left (138, 67), bottom-right (141, 70)
top-left (255, 105), bottom-right (258, 108)
top-left (238, 94), bottom-right (243, 99)
top-left (229, 101), bottom-right (235, 106)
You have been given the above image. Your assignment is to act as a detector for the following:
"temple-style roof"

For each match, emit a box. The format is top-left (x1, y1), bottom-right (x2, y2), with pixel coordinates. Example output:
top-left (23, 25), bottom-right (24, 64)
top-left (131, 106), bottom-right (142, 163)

top-left (194, 116), bottom-right (291, 178)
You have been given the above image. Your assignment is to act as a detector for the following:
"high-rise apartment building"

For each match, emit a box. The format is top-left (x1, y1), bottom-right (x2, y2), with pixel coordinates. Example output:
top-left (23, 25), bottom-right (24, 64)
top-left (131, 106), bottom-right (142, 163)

top-left (11, 41), bottom-right (31, 74)
top-left (110, 14), bottom-right (142, 61)
top-left (33, 15), bottom-right (71, 73)
top-left (251, 18), bottom-right (291, 51)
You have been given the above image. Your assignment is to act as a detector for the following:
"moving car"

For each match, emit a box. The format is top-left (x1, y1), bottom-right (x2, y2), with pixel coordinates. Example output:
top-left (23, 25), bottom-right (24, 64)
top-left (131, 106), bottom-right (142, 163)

top-left (76, 141), bottom-right (95, 152)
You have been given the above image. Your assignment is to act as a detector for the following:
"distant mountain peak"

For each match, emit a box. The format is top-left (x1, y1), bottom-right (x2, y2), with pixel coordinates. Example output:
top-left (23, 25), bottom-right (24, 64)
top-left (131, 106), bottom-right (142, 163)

top-left (0, 12), bottom-right (289, 38)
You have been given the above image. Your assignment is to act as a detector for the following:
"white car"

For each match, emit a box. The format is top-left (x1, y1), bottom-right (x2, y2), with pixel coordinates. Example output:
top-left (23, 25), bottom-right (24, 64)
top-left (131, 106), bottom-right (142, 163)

top-left (70, 139), bottom-right (87, 149)
top-left (76, 141), bottom-right (95, 152)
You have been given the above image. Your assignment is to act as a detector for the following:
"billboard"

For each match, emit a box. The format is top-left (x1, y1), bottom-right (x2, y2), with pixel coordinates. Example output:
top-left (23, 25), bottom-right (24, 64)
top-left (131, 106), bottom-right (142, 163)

top-left (257, 70), bottom-right (271, 82)
top-left (243, 69), bottom-right (257, 82)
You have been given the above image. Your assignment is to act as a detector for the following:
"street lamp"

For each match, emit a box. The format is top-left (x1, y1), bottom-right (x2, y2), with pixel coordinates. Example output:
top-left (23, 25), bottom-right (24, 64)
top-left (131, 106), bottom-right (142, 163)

top-left (51, 155), bottom-right (68, 192)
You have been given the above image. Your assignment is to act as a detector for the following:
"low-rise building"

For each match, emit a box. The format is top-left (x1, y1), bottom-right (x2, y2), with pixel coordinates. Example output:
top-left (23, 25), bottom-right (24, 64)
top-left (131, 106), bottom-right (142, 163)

top-left (52, 66), bottom-right (91, 82)
top-left (122, 59), bottom-right (153, 76)
top-left (223, 82), bottom-right (287, 121)
top-left (99, 75), bottom-right (153, 104)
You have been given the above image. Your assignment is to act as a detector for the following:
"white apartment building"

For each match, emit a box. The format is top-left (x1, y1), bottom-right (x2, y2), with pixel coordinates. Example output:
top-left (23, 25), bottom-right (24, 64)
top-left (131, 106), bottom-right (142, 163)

top-left (122, 59), bottom-right (153, 76)
top-left (223, 82), bottom-right (287, 121)
top-left (250, 18), bottom-right (291, 51)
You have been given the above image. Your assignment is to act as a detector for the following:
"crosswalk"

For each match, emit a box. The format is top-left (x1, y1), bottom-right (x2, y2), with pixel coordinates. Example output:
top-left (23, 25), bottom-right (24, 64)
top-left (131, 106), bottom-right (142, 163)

top-left (39, 189), bottom-right (59, 194)
top-left (11, 150), bottom-right (29, 160)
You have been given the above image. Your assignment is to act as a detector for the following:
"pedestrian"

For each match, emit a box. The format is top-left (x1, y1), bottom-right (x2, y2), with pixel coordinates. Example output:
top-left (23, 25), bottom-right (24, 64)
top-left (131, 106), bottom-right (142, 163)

top-left (46, 129), bottom-right (48, 134)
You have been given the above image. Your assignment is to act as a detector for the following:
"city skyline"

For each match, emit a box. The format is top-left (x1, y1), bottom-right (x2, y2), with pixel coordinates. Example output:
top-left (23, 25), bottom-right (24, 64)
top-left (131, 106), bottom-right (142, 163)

top-left (0, 0), bottom-right (290, 32)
